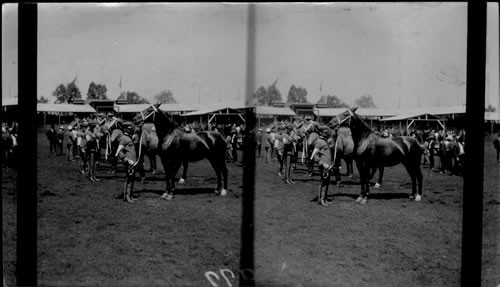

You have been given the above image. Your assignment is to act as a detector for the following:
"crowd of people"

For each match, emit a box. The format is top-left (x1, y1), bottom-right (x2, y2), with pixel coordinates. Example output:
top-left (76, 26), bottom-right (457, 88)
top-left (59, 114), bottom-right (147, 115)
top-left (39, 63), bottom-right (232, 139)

top-left (45, 113), bottom-right (108, 182)
top-left (1, 121), bottom-right (18, 167)
top-left (4, 112), bottom-right (500, 206)
top-left (375, 127), bottom-right (467, 176)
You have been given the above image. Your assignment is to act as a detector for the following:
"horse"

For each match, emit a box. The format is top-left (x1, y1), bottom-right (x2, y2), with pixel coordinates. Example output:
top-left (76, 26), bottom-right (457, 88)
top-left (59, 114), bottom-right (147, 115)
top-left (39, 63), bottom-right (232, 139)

top-left (134, 104), bottom-right (228, 200)
top-left (293, 121), bottom-right (323, 176)
top-left (328, 126), bottom-right (354, 186)
top-left (330, 125), bottom-right (386, 187)
top-left (329, 107), bottom-right (423, 204)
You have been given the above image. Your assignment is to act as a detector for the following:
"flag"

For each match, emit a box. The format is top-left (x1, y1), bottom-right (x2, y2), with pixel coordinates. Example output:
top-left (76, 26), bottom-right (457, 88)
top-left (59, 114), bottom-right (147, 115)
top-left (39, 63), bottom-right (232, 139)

top-left (71, 75), bottom-right (77, 84)
top-left (119, 75), bottom-right (122, 89)
top-left (320, 80), bottom-right (322, 92)
top-left (272, 78), bottom-right (278, 87)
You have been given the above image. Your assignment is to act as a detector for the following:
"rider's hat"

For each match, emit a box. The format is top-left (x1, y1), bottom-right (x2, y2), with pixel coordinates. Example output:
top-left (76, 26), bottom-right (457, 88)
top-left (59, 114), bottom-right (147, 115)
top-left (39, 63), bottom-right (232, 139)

top-left (278, 125), bottom-right (285, 131)
top-left (68, 126), bottom-right (73, 130)
top-left (107, 112), bottom-right (114, 118)
top-left (80, 122), bottom-right (88, 128)
top-left (304, 115), bottom-right (312, 120)
top-left (286, 124), bottom-right (294, 130)
top-left (318, 125), bottom-right (329, 135)
top-left (266, 128), bottom-right (271, 133)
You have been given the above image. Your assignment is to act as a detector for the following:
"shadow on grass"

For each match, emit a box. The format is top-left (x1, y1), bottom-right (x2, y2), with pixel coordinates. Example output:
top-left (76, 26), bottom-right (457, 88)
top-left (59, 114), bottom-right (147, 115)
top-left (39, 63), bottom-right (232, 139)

top-left (330, 192), bottom-right (410, 200)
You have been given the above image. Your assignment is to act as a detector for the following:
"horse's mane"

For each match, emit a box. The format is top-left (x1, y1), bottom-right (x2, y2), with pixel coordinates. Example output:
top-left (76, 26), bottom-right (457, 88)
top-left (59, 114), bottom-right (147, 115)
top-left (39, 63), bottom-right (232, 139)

top-left (351, 113), bottom-right (374, 134)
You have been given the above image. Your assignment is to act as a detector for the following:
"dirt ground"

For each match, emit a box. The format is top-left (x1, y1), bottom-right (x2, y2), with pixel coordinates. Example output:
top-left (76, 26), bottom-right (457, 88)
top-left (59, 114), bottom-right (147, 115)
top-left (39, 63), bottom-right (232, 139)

top-left (2, 130), bottom-right (499, 286)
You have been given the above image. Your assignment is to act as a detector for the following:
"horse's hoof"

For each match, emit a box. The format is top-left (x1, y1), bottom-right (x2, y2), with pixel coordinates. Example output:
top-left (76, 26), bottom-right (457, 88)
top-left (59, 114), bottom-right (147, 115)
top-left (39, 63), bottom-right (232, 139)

top-left (415, 194), bottom-right (422, 202)
top-left (220, 189), bottom-right (227, 196)
top-left (161, 193), bottom-right (169, 199)
top-left (178, 178), bottom-right (185, 184)
top-left (360, 198), bottom-right (368, 205)
top-left (318, 200), bottom-right (329, 207)
top-left (374, 183), bottom-right (381, 188)
top-left (166, 194), bottom-right (174, 201)
top-left (214, 190), bottom-right (220, 195)
top-left (355, 196), bottom-right (363, 203)
top-left (409, 194), bottom-right (415, 200)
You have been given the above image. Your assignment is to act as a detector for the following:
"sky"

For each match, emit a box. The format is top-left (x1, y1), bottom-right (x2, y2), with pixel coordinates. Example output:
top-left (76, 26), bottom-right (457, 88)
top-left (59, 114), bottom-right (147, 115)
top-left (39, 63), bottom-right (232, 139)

top-left (2, 3), bottom-right (499, 110)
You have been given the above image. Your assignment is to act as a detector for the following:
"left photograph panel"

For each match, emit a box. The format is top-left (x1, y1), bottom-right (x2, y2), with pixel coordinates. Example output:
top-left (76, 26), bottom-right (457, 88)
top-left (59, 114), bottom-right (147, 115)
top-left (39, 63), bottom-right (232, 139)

top-left (3, 3), bottom-right (249, 286)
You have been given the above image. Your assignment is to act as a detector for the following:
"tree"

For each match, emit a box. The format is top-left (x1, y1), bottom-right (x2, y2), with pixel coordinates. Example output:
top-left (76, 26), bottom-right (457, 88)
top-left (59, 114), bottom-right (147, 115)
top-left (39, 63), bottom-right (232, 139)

top-left (87, 82), bottom-right (108, 100)
top-left (317, 95), bottom-right (349, 108)
top-left (354, 94), bottom-right (376, 108)
top-left (287, 85), bottom-right (308, 103)
top-left (154, 90), bottom-right (177, 104)
top-left (38, 96), bottom-right (49, 103)
top-left (52, 84), bottom-right (67, 103)
top-left (253, 80), bottom-right (282, 106)
top-left (66, 82), bottom-right (82, 103)
top-left (118, 91), bottom-right (149, 104)
top-left (52, 80), bottom-right (82, 104)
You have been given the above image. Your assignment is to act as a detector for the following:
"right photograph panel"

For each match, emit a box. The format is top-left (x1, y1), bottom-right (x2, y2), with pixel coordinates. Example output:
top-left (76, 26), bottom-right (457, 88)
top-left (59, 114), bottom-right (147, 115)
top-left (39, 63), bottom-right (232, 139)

top-left (250, 3), bottom-right (497, 286)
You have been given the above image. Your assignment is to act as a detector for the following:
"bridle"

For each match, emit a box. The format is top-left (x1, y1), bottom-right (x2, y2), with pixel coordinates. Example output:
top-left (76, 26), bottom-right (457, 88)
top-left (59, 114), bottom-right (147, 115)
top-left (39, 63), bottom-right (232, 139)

top-left (334, 110), bottom-right (354, 128)
top-left (139, 106), bottom-right (156, 123)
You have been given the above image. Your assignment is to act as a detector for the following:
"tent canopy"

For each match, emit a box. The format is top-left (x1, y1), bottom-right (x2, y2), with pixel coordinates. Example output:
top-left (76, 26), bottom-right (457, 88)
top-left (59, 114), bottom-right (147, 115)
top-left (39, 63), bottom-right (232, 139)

top-left (37, 103), bottom-right (96, 113)
top-left (255, 106), bottom-right (296, 116)
top-left (114, 103), bottom-right (197, 114)
top-left (380, 112), bottom-right (443, 121)
top-left (182, 101), bottom-right (248, 116)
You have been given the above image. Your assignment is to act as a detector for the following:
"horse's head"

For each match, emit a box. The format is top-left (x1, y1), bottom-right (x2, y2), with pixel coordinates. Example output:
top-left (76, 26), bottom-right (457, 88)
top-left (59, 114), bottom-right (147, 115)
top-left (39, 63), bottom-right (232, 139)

top-left (328, 106), bottom-right (358, 128)
top-left (134, 104), bottom-right (161, 126)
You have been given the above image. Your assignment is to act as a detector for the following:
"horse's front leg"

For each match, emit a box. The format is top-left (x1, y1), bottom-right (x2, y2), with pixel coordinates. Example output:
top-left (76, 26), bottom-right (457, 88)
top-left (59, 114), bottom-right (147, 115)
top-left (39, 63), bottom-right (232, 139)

top-left (179, 161), bottom-right (188, 184)
top-left (160, 172), bottom-right (173, 200)
top-left (376, 167), bottom-right (384, 187)
top-left (161, 161), bottom-right (182, 200)
top-left (149, 153), bottom-right (157, 174)
top-left (356, 164), bottom-right (369, 204)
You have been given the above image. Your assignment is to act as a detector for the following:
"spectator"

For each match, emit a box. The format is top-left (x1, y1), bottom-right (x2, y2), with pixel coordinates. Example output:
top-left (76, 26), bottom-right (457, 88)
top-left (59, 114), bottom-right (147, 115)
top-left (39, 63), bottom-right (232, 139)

top-left (494, 132), bottom-right (500, 163)
top-left (255, 128), bottom-right (263, 157)
top-left (56, 126), bottom-right (65, 155)
top-left (46, 124), bottom-right (58, 155)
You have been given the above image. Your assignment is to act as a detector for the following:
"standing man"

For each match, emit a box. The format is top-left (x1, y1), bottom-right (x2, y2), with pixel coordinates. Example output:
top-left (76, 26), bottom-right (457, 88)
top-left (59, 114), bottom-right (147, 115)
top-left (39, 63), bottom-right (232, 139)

top-left (65, 126), bottom-right (75, 161)
top-left (283, 124), bottom-right (298, 184)
top-left (263, 128), bottom-right (273, 163)
top-left (255, 128), bottom-right (263, 157)
top-left (46, 124), bottom-right (58, 155)
top-left (86, 121), bottom-right (101, 182)
top-left (493, 132), bottom-right (500, 163)
top-left (310, 125), bottom-right (332, 206)
top-left (274, 125), bottom-right (285, 177)
top-left (230, 127), bottom-right (238, 163)
top-left (78, 122), bottom-right (89, 175)
top-left (71, 123), bottom-right (79, 159)
top-left (56, 126), bottom-right (65, 155)
top-left (116, 122), bottom-right (139, 203)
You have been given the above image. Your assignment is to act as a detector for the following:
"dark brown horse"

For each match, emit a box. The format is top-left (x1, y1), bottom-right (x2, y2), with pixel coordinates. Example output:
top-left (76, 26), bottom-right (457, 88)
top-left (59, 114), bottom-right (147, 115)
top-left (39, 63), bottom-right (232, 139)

top-left (134, 104), bottom-right (228, 200)
top-left (329, 107), bottom-right (423, 204)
